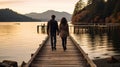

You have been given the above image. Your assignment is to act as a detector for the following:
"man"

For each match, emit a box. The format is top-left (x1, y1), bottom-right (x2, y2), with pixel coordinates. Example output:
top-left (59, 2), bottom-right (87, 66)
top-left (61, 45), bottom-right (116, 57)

top-left (47, 15), bottom-right (59, 51)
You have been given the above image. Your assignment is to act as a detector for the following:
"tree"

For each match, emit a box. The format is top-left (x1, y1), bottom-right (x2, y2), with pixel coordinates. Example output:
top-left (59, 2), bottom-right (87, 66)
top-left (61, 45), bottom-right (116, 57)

top-left (73, 0), bottom-right (85, 15)
top-left (87, 0), bottom-right (96, 5)
top-left (72, 0), bottom-right (120, 23)
top-left (113, 0), bottom-right (120, 16)
top-left (103, 0), bottom-right (118, 18)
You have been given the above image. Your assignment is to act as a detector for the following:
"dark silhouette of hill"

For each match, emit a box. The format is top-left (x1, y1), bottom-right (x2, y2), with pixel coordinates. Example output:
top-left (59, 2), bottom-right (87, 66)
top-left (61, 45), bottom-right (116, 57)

top-left (25, 10), bottom-right (72, 21)
top-left (72, 0), bottom-right (120, 24)
top-left (0, 8), bottom-right (40, 22)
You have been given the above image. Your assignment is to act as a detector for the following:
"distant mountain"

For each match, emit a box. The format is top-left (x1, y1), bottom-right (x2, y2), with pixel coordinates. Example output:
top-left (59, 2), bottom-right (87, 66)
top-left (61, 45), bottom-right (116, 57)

top-left (25, 10), bottom-right (72, 21)
top-left (0, 9), bottom-right (40, 22)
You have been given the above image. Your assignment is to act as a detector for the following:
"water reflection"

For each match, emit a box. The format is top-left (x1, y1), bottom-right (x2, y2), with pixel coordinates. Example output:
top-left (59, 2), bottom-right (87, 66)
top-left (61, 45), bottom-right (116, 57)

top-left (107, 30), bottom-right (120, 53)
top-left (0, 22), bottom-right (47, 66)
top-left (0, 25), bottom-right (18, 36)
top-left (72, 29), bottom-right (120, 60)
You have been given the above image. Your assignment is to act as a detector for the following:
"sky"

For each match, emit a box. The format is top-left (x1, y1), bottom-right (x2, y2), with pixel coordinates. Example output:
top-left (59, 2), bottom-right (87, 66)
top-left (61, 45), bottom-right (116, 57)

top-left (0, 0), bottom-right (87, 14)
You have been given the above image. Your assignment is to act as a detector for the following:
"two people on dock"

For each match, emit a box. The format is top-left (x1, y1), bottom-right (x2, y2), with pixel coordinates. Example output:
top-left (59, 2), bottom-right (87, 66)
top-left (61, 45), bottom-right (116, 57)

top-left (47, 15), bottom-right (69, 51)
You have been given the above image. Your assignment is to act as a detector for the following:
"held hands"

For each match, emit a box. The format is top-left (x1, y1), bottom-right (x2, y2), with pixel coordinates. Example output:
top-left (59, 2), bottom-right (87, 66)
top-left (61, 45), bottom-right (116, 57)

top-left (47, 32), bottom-right (49, 36)
top-left (57, 32), bottom-right (59, 35)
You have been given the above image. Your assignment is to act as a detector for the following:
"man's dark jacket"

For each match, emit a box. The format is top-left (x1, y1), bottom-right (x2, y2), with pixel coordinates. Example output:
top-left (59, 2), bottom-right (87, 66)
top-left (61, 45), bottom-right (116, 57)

top-left (47, 19), bottom-right (59, 36)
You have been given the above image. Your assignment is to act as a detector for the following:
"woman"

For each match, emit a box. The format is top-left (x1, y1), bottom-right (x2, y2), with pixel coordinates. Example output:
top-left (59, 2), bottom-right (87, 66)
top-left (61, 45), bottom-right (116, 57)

top-left (59, 17), bottom-right (69, 51)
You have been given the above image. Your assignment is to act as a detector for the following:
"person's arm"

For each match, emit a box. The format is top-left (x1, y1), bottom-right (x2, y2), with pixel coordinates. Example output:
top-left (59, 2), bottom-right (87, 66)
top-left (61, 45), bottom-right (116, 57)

top-left (67, 24), bottom-right (69, 36)
top-left (56, 21), bottom-right (59, 35)
top-left (47, 21), bottom-right (49, 35)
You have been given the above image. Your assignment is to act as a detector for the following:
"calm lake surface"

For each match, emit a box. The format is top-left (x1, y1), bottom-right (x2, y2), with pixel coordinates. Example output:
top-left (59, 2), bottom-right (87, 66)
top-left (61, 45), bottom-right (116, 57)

top-left (0, 22), bottom-right (47, 65)
top-left (0, 22), bottom-right (120, 65)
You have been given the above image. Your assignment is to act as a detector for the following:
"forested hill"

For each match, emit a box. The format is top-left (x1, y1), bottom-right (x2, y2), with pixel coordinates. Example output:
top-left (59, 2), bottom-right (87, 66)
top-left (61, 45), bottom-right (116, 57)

top-left (0, 9), bottom-right (40, 22)
top-left (72, 0), bottom-right (120, 24)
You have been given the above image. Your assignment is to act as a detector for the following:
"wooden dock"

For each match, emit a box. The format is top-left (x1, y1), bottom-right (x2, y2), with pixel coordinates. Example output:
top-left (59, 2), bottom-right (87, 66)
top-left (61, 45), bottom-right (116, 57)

top-left (25, 36), bottom-right (96, 67)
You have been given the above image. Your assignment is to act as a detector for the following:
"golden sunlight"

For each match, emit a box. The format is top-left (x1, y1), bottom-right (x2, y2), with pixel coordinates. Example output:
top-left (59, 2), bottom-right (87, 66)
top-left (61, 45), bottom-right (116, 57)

top-left (0, 0), bottom-right (79, 14)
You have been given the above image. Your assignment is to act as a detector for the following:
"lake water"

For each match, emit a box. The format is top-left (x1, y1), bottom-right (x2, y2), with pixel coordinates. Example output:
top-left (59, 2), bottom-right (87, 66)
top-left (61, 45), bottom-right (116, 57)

top-left (71, 31), bottom-right (120, 59)
top-left (0, 22), bottom-right (47, 65)
top-left (0, 22), bottom-right (120, 66)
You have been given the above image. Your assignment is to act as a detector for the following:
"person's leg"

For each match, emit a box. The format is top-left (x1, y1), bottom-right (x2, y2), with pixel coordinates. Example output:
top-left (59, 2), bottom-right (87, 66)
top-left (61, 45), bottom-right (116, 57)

top-left (50, 36), bottom-right (54, 50)
top-left (53, 34), bottom-right (56, 49)
top-left (63, 37), bottom-right (67, 51)
top-left (61, 37), bottom-right (64, 50)
top-left (64, 37), bottom-right (67, 50)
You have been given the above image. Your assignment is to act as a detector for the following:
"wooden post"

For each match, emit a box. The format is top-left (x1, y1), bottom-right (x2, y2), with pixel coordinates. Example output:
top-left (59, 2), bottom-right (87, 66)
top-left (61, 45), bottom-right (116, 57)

top-left (74, 25), bottom-right (76, 34)
top-left (77, 26), bottom-right (79, 34)
top-left (41, 25), bottom-right (45, 33)
top-left (37, 25), bottom-right (39, 33)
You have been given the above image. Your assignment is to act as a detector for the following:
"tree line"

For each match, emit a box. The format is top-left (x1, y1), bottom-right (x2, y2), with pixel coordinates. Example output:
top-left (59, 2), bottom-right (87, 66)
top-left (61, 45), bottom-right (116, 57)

top-left (72, 0), bottom-right (120, 24)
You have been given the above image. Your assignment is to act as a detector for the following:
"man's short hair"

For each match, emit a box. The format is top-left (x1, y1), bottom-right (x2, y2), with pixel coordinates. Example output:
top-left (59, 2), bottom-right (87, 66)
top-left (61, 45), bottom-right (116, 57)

top-left (51, 15), bottom-right (55, 19)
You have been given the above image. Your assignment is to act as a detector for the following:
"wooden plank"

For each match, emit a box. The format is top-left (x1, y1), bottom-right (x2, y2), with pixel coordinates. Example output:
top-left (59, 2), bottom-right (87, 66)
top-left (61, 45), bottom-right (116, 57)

top-left (25, 36), bottom-right (49, 67)
top-left (30, 64), bottom-right (83, 67)
top-left (69, 36), bottom-right (97, 67)
top-left (36, 54), bottom-right (81, 57)
top-left (34, 56), bottom-right (83, 61)
top-left (32, 61), bottom-right (85, 65)
top-left (25, 36), bottom-right (94, 67)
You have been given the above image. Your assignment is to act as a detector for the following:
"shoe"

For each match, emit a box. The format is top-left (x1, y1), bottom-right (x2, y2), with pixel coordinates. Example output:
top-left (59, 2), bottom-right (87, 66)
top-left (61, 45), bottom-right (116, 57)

top-left (54, 47), bottom-right (56, 50)
top-left (64, 47), bottom-right (67, 51)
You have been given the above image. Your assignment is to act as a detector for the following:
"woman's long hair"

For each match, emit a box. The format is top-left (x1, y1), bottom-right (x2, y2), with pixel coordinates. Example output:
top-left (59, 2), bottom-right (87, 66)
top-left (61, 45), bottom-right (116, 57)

top-left (60, 17), bottom-right (68, 26)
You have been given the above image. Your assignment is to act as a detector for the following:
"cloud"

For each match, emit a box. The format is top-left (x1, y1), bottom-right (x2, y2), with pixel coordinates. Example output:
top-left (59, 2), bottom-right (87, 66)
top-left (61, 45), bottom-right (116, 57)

top-left (0, 0), bottom-right (79, 14)
top-left (0, 0), bottom-right (25, 5)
